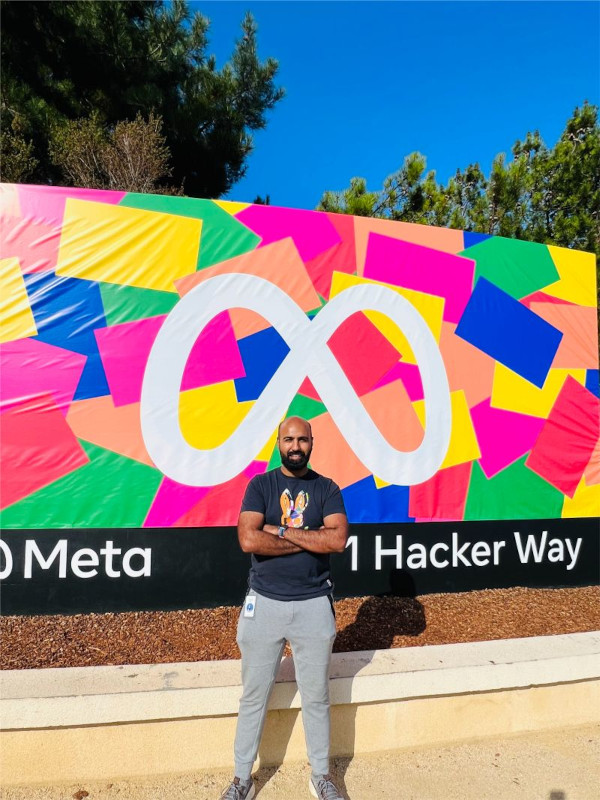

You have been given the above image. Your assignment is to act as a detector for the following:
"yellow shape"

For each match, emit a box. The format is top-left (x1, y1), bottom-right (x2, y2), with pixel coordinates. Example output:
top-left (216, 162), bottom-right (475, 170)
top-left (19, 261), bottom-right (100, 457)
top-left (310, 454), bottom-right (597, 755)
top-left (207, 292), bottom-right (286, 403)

top-left (179, 382), bottom-right (253, 450)
top-left (373, 475), bottom-right (391, 489)
top-left (543, 246), bottom-right (597, 307)
top-left (413, 390), bottom-right (480, 470)
top-left (0, 257), bottom-right (37, 343)
top-left (329, 272), bottom-right (444, 364)
top-left (213, 200), bottom-right (251, 216)
top-left (56, 199), bottom-right (202, 292)
top-left (0, 184), bottom-right (21, 217)
top-left (491, 365), bottom-right (586, 419)
top-left (562, 477), bottom-right (600, 518)
top-left (257, 425), bottom-right (280, 462)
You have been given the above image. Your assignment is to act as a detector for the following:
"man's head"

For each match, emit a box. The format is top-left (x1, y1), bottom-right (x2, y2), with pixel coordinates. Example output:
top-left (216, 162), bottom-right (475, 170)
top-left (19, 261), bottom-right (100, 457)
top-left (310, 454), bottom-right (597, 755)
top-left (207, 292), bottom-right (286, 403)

top-left (278, 416), bottom-right (313, 476)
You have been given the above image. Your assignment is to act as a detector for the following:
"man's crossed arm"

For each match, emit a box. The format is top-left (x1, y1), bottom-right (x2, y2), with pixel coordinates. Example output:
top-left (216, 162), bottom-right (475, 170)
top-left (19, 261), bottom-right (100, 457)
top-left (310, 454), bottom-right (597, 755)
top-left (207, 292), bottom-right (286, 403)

top-left (237, 511), bottom-right (348, 556)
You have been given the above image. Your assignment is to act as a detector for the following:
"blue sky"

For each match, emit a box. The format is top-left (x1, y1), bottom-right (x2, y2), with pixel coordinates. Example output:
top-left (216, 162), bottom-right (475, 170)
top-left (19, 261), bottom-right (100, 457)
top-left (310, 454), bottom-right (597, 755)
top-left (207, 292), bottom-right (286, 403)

top-left (193, 1), bottom-right (600, 209)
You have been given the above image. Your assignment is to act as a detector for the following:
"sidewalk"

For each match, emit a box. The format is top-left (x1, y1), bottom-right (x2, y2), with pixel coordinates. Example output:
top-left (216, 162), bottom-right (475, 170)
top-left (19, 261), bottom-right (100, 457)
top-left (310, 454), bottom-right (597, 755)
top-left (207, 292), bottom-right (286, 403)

top-left (3, 724), bottom-right (598, 800)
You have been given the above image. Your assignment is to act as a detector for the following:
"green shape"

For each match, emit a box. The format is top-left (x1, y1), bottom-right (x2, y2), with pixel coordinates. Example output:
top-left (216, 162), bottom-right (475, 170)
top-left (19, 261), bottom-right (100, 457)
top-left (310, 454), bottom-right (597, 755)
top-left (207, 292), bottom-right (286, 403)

top-left (0, 440), bottom-right (163, 529)
top-left (119, 194), bottom-right (260, 270)
top-left (99, 282), bottom-right (179, 325)
top-left (265, 394), bottom-right (327, 470)
top-left (460, 237), bottom-right (560, 300)
top-left (464, 457), bottom-right (564, 521)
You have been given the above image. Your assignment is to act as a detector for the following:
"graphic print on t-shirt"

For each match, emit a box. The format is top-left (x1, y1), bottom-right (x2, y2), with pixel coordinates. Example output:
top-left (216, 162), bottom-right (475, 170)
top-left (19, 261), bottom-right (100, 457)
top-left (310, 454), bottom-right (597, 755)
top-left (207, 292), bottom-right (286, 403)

top-left (280, 488), bottom-right (310, 528)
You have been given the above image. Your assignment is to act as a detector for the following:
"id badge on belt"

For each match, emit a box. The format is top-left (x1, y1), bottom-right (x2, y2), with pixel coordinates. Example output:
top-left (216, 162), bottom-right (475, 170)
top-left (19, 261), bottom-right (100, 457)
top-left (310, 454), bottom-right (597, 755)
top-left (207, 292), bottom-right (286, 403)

top-left (243, 593), bottom-right (257, 618)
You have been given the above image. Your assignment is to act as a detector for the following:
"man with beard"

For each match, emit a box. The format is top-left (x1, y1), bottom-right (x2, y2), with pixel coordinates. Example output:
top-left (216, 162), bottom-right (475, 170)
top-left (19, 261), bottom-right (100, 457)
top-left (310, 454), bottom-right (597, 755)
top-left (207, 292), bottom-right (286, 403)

top-left (219, 416), bottom-right (349, 800)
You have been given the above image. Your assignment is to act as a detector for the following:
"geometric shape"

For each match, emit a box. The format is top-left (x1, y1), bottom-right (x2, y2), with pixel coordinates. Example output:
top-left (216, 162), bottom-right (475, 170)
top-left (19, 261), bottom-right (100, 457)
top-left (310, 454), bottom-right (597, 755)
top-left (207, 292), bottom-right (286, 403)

top-left (372, 361), bottom-right (424, 401)
top-left (66, 396), bottom-right (154, 466)
top-left (491, 364), bottom-right (587, 419)
top-left (302, 211), bottom-right (357, 300)
top-left (17, 185), bottom-right (126, 228)
top-left (455, 277), bottom-right (563, 388)
top-left (584, 436), bottom-right (600, 487)
top-left (364, 234), bottom-right (476, 323)
top-left (0, 395), bottom-right (89, 510)
top-left (438, 321), bottom-right (496, 408)
top-left (470, 398), bottom-right (545, 478)
top-left (235, 204), bottom-right (342, 263)
top-left (462, 231), bottom-right (492, 248)
top-left (0, 439), bottom-right (162, 529)
top-left (98, 282), bottom-right (179, 326)
top-left (354, 217), bottom-right (465, 275)
top-left (143, 477), bottom-right (211, 528)
top-left (309, 380), bottom-right (424, 489)
top-left (298, 311), bottom-right (402, 399)
top-left (56, 199), bottom-right (202, 292)
top-left (0, 257), bottom-right (37, 343)
top-left (586, 370), bottom-right (600, 398)
top-left (0, 214), bottom-right (60, 274)
top-left (0, 338), bottom-right (86, 415)
top-left (95, 310), bottom-right (244, 407)
top-left (175, 239), bottom-right (322, 340)
top-left (23, 270), bottom-right (110, 401)
top-left (329, 271), bottom-right (444, 364)
top-left (543, 245), bottom-right (597, 307)
top-left (179, 381), bottom-right (253, 451)
top-left (562, 477), bottom-right (600, 519)
top-left (234, 326), bottom-right (290, 403)
top-left (408, 461), bottom-right (473, 521)
top-left (530, 302), bottom-right (598, 369)
top-left (413, 390), bottom-right (480, 470)
top-left (173, 470), bottom-right (254, 527)
top-left (341, 475), bottom-right (413, 524)
top-left (464, 457), bottom-right (564, 521)
top-left (459, 237), bottom-right (560, 299)
top-left (525, 377), bottom-right (600, 498)
top-left (119, 194), bottom-right (259, 270)
top-left (213, 199), bottom-right (252, 216)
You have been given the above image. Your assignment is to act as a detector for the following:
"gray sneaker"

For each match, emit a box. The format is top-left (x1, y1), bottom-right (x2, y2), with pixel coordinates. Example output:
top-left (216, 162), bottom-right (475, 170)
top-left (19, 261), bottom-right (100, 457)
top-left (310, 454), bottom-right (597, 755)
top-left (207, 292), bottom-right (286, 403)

top-left (219, 777), bottom-right (255, 800)
top-left (309, 774), bottom-right (345, 799)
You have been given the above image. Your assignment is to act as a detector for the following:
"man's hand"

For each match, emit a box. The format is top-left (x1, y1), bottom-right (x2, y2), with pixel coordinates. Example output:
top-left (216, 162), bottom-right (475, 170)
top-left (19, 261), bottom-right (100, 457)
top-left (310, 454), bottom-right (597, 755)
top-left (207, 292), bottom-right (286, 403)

top-left (274, 514), bottom-right (348, 554)
top-left (238, 511), bottom-right (304, 556)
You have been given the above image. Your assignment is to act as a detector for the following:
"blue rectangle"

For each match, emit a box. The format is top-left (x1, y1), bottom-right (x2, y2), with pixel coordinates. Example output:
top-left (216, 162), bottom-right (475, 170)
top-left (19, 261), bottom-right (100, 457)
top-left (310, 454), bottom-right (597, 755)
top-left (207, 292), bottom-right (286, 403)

top-left (455, 278), bottom-right (563, 388)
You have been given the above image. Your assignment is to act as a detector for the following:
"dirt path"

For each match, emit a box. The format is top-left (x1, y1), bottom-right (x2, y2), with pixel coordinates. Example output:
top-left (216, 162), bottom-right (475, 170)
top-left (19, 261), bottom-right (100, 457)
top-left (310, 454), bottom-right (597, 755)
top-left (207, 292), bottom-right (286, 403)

top-left (3, 724), bottom-right (599, 800)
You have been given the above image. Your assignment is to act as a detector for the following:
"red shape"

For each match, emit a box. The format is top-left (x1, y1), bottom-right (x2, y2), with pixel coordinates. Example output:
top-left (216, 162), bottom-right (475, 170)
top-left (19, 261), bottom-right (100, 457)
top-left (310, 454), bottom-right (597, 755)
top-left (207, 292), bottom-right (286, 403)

top-left (0, 395), bottom-right (89, 510)
top-left (525, 377), bottom-right (600, 497)
top-left (303, 213), bottom-right (357, 300)
top-left (520, 291), bottom-right (574, 309)
top-left (298, 312), bottom-right (401, 400)
top-left (0, 214), bottom-right (60, 274)
top-left (174, 472), bottom-right (252, 527)
top-left (408, 462), bottom-right (473, 521)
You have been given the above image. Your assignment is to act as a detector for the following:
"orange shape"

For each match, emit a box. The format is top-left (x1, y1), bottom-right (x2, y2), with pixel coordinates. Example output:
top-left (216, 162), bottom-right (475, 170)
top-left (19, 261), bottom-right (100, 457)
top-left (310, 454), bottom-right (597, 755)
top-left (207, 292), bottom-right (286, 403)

top-left (530, 302), bottom-right (599, 370)
top-left (175, 238), bottom-right (321, 340)
top-left (439, 321), bottom-right (496, 408)
top-left (66, 395), bottom-right (153, 466)
top-left (354, 217), bottom-right (464, 276)
top-left (309, 380), bottom-right (424, 489)
top-left (584, 436), bottom-right (600, 486)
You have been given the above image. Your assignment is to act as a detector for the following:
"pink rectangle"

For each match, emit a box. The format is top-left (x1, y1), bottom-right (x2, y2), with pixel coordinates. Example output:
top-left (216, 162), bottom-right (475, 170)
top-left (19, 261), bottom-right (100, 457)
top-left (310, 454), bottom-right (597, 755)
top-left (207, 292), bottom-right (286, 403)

top-left (471, 399), bottom-right (545, 478)
top-left (0, 339), bottom-right (86, 415)
top-left (408, 462), bottom-right (473, 521)
top-left (17, 184), bottom-right (125, 227)
top-left (95, 311), bottom-right (245, 407)
top-left (363, 234), bottom-right (475, 323)
top-left (525, 377), bottom-right (600, 497)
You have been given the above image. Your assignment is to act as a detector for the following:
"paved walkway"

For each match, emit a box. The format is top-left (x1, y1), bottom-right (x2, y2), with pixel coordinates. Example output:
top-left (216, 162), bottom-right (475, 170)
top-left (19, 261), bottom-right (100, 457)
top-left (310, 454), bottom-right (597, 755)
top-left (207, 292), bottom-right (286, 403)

top-left (3, 724), bottom-right (599, 800)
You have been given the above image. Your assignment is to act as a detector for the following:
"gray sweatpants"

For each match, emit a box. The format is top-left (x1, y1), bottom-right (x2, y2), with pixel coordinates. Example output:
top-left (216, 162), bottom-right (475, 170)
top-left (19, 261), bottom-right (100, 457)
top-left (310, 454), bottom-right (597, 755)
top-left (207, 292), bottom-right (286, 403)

top-left (234, 591), bottom-right (337, 780)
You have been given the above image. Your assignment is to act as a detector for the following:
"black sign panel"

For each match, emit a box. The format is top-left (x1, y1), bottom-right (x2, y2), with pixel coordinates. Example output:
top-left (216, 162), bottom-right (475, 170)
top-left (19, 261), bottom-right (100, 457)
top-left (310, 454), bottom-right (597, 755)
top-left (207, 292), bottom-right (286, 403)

top-left (1, 518), bottom-right (598, 615)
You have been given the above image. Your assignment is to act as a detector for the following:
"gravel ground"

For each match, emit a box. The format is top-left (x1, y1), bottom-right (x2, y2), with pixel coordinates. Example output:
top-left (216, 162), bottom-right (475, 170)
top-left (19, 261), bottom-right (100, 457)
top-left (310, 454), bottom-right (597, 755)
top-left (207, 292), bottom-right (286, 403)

top-left (1, 585), bottom-right (599, 670)
top-left (2, 724), bottom-right (599, 799)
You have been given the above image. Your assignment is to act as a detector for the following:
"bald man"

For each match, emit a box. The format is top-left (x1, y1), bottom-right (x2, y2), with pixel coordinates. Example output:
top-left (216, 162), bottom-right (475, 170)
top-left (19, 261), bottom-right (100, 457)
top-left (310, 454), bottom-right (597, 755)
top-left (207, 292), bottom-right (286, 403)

top-left (219, 417), bottom-right (349, 800)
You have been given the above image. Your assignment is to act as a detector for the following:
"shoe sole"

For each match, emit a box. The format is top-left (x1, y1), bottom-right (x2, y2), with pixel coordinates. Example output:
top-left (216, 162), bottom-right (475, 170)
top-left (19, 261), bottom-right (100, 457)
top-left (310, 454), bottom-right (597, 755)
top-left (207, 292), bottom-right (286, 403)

top-left (247, 785), bottom-right (256, 800)
top-left (309, 777), bottom-right (318, 798)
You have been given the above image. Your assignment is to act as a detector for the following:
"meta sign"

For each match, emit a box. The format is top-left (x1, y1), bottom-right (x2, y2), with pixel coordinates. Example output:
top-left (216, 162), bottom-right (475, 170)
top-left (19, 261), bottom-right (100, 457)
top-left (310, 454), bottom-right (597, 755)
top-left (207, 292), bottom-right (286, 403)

top-left (1, 183), bottom-right (598, 614)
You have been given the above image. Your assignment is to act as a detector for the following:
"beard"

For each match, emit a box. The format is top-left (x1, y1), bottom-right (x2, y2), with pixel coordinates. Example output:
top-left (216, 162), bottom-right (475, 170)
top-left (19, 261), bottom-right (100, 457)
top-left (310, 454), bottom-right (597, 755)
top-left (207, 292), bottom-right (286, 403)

top-left (280, 448), bottom-right (312, 472)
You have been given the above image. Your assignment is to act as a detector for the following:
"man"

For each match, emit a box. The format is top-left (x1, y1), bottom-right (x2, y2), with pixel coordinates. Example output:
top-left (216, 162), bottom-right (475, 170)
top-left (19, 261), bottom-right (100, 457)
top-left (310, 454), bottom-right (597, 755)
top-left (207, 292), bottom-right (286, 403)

top-left (219, 416), bottom-right (349, 800)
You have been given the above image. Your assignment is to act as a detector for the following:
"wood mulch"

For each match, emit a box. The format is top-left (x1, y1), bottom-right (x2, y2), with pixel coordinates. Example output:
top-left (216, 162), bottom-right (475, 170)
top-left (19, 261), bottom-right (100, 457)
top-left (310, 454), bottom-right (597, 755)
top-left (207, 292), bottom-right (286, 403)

top-left (1, 586), bottom-right (599, 670)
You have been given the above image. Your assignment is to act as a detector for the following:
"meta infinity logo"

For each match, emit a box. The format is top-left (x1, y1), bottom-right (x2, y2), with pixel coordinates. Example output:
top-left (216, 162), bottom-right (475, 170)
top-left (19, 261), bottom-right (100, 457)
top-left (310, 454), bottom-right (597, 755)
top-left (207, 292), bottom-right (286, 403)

top-left (140, 273), bottom-right (452, 487)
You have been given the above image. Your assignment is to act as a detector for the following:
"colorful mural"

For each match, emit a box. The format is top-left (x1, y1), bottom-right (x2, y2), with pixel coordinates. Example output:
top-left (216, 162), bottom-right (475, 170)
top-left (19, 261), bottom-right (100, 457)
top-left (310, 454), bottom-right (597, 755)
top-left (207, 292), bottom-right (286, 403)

top-left (1, 183), bottom-right (598, 529)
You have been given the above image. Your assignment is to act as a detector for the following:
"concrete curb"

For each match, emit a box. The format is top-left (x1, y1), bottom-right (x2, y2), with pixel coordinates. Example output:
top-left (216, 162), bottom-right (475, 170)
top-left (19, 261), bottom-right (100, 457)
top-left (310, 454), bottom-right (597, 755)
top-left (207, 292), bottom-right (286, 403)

top-left (2, 631), bottom-right (599, 729)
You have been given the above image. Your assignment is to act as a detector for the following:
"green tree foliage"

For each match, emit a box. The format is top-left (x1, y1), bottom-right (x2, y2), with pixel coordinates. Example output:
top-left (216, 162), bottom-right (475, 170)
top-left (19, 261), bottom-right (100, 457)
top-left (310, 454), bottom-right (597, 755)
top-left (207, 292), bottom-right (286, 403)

top-left (0, 0), bottom-right (284, 196)
top-left (318, 103), bottom-right (600, 258)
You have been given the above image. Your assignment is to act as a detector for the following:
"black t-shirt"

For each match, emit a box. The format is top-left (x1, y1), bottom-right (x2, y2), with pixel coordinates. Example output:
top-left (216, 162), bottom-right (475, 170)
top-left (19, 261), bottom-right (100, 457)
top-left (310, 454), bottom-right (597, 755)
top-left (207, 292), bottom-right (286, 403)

top-left (240, 468), bottom-right (346, 601)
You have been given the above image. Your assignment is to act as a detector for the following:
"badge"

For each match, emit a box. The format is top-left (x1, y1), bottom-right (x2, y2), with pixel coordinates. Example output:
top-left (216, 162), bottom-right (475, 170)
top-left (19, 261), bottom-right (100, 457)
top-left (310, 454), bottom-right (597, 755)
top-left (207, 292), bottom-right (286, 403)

top-left (243, 594), bottom-right (257, 618)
